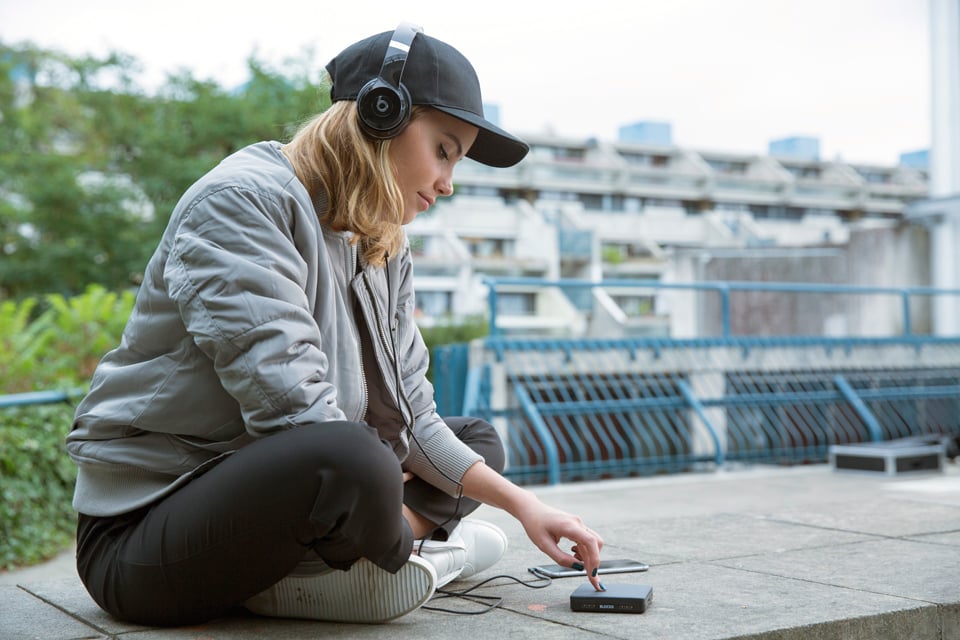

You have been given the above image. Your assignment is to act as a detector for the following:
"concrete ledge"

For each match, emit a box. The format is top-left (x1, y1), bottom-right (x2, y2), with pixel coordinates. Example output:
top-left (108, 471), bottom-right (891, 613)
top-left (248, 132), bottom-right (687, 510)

top-left (2, 464), bottom-right (958, 639)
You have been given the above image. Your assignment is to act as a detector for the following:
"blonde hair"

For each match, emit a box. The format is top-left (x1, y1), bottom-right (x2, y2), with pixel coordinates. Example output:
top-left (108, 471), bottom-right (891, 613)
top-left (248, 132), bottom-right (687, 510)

top-left (283, 100), bottom-right (413, 266)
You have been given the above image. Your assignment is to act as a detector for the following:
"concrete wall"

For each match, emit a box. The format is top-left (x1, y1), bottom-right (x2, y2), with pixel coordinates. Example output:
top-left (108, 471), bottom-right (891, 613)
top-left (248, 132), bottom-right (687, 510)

top-left (666, 223), bottom-right (931, 338)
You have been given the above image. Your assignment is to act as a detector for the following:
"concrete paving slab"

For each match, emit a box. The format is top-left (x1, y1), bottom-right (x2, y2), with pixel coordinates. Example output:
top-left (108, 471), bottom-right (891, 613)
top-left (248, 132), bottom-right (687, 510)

top-left (763, 495), bottom-right (960, 537)
top-left (718, 537), bottom-right (960, 604)
top-left (907, 530), bottom-right (960, 546)
top-left (882, 473), bottom-right (960, 505)
top-left (0, 584), bottom-right (103, 640)
top-left (16, 576), bottom-right (150, 637)
top-left (600, 513), bottom-right (877, 562)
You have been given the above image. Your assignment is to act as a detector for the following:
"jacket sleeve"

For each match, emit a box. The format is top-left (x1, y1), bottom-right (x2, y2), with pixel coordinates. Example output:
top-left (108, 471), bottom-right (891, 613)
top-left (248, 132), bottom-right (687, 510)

top-left (163, 184), bottom-right (347, 435)
top-left (393, 241), bottom-right (483, 495)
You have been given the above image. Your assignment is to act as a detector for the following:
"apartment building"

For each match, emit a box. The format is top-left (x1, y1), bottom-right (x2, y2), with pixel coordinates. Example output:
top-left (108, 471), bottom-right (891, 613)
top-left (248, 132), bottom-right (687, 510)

top-left (406, 129), bottom-right (930, 337)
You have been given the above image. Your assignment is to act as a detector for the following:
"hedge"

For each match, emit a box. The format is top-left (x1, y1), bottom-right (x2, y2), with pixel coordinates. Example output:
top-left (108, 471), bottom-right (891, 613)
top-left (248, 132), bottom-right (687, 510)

top-left (0, 403), bottom-right (78, 570)
top-left (0, 285), bottom-right (133, 570)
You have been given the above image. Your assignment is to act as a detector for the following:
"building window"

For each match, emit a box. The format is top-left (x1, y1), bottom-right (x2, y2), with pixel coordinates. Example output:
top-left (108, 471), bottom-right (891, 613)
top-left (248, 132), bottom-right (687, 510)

top-left (704, 159), bottom-right (749, 174)
top-left (538, 190), bottom-right (577, 202)
top-left (579, 193), bottom-right (606, 210)
top-left (782, 164), bottom-right (821, 179)
top-left (415, 291), bottom-right (452, 316)
top-left (858, 170), bottom-right (892, 184)
top-left (646, 198), bottom-right (683, 208)
top-left (715, 201), bottom-right (748, 213)
top-left (463, 237), bottom-right (514, 258)
top-left (553, 147), bottom-right (586, 162)
top-left (612, 295), bottom-right (655, 316)
top-left (619, 152), bottom-right (670, 168)
top-left (601, 242), bottom-right (656, 264)
top-left (497, 292), bottom-right (536, 316)
top-left (455, 185), bottom-right (499, 197)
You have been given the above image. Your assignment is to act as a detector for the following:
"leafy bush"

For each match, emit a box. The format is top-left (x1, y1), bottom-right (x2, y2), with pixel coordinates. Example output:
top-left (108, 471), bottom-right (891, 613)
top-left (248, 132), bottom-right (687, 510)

top-left (0, 285), bottom-right (133, 569)
top-left (0, 284), bottom-right (134, 393)
top-left (0, 403), bottom-right (78, 570)
top-left (0, 297), bottom-right (55, 391)
top-left (420, 315), bottom-right (489, 383)
top-left (40, 285), bottom-right (136, 386)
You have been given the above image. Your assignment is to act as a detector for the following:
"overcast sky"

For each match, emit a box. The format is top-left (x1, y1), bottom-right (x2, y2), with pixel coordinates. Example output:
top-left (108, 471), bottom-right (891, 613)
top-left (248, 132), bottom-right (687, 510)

top-left (0, 0), bottom-right (932, 166)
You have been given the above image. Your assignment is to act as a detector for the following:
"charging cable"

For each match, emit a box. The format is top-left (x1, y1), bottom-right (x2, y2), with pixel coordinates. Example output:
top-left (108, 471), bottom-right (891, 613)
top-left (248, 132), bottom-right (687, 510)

top-left (425, 573), bottom-right (553, 615)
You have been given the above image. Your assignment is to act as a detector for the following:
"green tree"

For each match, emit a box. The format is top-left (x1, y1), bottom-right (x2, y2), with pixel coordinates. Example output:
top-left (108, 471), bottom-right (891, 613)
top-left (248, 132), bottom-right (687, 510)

top-left (0, 42), bottom-right (329, 300)
top-left (0, 45), bottom-right (150, 297)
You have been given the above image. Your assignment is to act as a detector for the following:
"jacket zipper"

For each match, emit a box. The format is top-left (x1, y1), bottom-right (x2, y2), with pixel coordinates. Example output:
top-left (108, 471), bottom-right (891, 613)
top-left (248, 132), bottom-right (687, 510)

top-left (353, 244), bottom-right (369, 423)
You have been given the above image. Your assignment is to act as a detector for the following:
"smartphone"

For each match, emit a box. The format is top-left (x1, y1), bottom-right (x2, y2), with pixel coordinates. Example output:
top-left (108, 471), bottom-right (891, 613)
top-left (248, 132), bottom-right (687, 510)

top-left (528, 558), bottom-right (650, 579)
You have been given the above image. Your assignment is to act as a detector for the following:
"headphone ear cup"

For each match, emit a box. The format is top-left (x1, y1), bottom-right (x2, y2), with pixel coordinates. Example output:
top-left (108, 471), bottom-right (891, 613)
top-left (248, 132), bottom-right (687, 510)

top-left (357, 77), bottom-right (411, 139)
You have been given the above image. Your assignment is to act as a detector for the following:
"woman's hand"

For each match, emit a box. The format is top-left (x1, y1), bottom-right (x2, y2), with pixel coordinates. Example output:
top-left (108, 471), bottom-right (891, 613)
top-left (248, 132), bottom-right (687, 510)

top-left (460, 461), bottom-right (605, 591)
top-left (518, 502), bottom-right (605, 589)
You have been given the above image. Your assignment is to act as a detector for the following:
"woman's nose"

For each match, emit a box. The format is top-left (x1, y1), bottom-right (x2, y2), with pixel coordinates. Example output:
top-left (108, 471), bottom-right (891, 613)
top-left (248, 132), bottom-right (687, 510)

top-left (437, 172), bottom-right (453, 197)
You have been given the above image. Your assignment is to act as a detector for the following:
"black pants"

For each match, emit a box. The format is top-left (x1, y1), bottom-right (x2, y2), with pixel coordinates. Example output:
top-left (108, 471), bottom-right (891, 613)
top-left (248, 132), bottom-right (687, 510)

top-left (75, 417), bottom-right (504, 627)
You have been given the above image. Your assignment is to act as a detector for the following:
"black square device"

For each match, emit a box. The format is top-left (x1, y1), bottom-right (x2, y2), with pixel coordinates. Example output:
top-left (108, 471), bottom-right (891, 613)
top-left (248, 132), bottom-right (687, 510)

top-left (570, 583), bottom-right (653, 614)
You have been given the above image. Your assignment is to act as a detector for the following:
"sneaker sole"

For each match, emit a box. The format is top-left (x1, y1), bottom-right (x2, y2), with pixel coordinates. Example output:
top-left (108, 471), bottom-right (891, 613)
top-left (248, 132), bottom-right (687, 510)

top-left (245, 556), bottom-right (437, 623)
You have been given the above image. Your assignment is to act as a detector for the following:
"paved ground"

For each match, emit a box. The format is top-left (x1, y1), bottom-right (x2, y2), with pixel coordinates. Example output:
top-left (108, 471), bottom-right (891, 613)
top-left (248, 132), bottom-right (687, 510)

top-left (2, 461), bottom-right (959, 639)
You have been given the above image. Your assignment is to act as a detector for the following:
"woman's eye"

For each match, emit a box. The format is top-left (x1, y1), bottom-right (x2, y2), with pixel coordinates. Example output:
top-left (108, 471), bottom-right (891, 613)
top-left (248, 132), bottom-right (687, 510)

top-left (439, 145), bottom-right (449, 161)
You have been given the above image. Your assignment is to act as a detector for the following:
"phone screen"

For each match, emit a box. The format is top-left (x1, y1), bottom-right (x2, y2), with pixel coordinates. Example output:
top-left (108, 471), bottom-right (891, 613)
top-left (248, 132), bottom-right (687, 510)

top-left (528, 558), bottom-right (650, 579)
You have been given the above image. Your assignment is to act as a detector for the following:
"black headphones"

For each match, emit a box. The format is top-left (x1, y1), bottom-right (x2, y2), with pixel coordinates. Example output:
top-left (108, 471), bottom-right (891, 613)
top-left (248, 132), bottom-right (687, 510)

top-left (356, 22), bottom-right (424, 140)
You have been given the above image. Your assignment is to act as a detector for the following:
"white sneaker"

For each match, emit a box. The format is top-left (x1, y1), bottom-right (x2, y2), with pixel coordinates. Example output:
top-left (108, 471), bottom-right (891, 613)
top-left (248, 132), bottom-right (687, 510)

top-left (414, 534), bottom-right (467, 587)
top-left (458, 519), bottom-right (508, 579)
top-left (244, 555), bottom-right (437, 623)
top-left (415, 519), bottom-right (508, 587)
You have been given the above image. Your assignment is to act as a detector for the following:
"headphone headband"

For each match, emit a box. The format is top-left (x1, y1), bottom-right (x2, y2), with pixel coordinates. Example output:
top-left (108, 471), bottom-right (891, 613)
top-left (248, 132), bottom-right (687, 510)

top-left (357, 22), bottom-right (424, 139)
top-left (378, 22), bottom-right (421, 90)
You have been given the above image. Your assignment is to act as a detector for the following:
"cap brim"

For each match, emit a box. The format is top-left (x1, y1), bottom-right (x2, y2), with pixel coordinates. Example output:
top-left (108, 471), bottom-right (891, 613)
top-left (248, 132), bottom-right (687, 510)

top-left (434, 105), bottom-right (529, 168)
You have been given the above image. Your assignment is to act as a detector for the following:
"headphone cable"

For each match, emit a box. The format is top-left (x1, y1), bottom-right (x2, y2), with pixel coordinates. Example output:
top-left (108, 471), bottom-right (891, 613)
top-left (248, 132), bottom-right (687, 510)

top-left (386, 252), bottom-right (547, 616)
top-left (384, 253), bottom-right (465, 541)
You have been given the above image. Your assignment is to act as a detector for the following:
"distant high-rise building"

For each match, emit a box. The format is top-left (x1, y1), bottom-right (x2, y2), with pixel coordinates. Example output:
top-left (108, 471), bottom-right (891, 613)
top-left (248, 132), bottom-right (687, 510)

top-left (483, 103), bottom-right (501, 127)
top-left (618, 120), bottom-right (673, 146)
top-left (899, 149), bottom-right (930, 169)
top-left (769, 136), bottom-right (820, 161)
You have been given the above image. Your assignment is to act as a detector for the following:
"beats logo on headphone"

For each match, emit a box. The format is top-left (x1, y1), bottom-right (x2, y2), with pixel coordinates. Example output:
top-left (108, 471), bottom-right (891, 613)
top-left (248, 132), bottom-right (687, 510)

top-left (357, 22), bottom-right (423, 139)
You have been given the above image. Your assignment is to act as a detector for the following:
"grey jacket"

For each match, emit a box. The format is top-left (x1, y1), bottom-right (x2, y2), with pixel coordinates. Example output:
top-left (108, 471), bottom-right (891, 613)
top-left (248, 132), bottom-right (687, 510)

top-left (66, 141), bottom-right (481, 517)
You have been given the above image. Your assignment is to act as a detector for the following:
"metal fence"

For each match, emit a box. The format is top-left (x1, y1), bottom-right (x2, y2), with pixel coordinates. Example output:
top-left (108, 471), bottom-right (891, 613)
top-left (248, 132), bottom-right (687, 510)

top-left (7, 280), bottom-right (959, 487)
top-left (0, 389), bottom-right (84, 409)
top-left (435, 279), bottom-right (960, 485)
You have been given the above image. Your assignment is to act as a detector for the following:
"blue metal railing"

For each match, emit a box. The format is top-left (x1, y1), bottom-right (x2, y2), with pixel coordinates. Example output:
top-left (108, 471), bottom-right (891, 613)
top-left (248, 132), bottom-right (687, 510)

top-left (7, 279), bottom-right (958, 488)
top-left (833, 375), bottom-right (884, 441)
top-left (458, 338), bottom-right (960, 484)
top-left (481, 277), bottom-right (960, 339)
top-left (677, 380), bottom-right (725, 466)
top-left (0, 389), bottom-right (85, 409)
top-left (434, 279), bottom-right (960, 485)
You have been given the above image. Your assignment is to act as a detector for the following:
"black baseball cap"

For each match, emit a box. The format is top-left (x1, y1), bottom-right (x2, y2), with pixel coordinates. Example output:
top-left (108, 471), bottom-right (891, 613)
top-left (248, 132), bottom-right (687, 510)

top-left (326, 27), bottom-right (530, 168)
